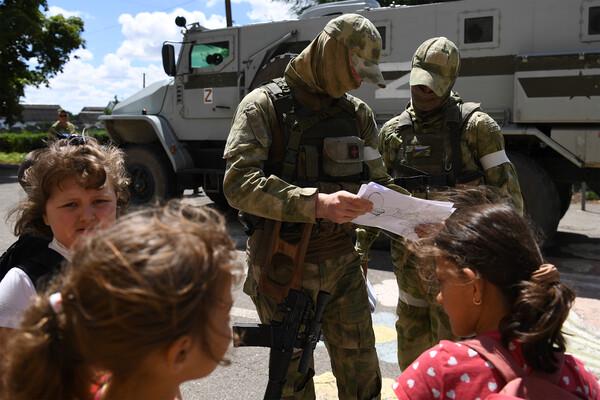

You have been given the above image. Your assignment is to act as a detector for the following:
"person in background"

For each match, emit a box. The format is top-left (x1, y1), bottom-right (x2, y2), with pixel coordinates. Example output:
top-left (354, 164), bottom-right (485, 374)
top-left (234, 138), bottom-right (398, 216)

top-left (356, 37), bottom-right (523, 370)
top-left (393, 203), bottom-right (599, 399)
top-left (48, 108), bottom-right (78, 140)
top-left (0, 137), bottom-right (129, 348)
top-left (2, 200), bottom-right (240, 400)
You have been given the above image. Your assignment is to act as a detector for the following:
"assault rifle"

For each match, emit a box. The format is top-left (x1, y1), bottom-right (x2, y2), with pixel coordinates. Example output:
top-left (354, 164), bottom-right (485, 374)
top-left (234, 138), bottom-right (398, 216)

top-left (233, 219), bottom-right (331, 400)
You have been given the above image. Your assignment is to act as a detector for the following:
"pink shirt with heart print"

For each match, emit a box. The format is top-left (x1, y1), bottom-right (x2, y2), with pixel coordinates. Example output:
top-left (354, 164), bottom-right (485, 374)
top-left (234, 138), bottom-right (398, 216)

top-left (393, 332), bottom-right (599, 400)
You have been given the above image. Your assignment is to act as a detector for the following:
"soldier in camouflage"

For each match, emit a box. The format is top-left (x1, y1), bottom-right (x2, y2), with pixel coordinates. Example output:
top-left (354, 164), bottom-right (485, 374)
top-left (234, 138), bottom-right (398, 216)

top-left (47, 108), bottom-right (78, 140)
top-left (356, 37), bottom-right (524, 370)
top-left (223, 14), bottom-right (405, 400)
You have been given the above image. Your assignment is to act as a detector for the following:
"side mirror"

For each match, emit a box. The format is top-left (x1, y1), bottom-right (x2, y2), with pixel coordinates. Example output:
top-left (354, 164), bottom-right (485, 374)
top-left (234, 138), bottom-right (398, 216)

top-left (162, 44), bottom-right (176, 77)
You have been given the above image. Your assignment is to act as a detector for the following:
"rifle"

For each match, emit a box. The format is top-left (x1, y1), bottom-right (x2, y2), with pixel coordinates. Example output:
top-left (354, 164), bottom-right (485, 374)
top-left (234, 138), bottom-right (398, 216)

top-left (233, 219), bottom-right (331, 400)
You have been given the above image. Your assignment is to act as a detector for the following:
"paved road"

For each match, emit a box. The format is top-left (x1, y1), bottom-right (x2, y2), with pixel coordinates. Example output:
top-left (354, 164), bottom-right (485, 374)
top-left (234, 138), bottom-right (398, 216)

top-left (1, 166), bottom-right (598, 399)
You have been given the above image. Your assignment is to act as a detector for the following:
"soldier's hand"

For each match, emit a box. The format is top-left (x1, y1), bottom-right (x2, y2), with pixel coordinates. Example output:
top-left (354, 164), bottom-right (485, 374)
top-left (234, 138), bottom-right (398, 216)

top-left (316, 191), bottom-right (373, 224)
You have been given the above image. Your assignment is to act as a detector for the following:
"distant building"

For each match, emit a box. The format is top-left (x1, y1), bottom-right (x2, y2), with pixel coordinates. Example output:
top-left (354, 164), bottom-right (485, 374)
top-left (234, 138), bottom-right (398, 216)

top-left (78, 106), bottom-right (105, 127)
top-left (21, 104), bottom-right (63, 124)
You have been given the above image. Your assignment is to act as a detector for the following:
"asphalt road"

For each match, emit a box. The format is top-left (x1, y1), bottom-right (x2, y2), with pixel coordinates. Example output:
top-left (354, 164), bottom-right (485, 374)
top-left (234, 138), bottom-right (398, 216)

top-left (1, 166), bottom-right (599, 399)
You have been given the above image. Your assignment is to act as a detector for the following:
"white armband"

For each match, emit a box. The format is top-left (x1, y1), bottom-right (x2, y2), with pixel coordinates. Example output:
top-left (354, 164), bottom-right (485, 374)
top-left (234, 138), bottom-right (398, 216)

top-left (480, 150), bottom-right (510, 170)
top-left (364, 146), bottom-right (382, 161)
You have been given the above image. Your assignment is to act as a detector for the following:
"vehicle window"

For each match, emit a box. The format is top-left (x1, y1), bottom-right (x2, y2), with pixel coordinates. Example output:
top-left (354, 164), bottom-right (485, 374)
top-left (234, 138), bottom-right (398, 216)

top-left (191, 41), bottom-right (230, 69)
top-left (589, 6), bottom-right (600, 35)
top-left (464, 16), bottom-right (494, 44)
top-left (376, 26), bottom-right (386, 50)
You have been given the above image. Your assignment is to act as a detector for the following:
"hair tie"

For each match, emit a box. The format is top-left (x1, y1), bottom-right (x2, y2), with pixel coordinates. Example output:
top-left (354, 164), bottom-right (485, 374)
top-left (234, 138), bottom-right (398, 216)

top-left (531, 263), bottom-right (560, 285)
top-left (49, 292), bottom-right (63, 314)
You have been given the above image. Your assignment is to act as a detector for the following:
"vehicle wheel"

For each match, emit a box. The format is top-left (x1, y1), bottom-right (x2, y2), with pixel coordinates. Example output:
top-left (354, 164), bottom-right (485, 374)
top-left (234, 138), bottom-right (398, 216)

top-left (555, 182), bottom-right (573, 218)
top-left (249, 53), bottom-right (297, 90)
top-left (589, 181), bottom-right (600, 197)
top-left (508, 152), bottom-right (561, 243)
top-left (125, 145), bottom-right (179, 204)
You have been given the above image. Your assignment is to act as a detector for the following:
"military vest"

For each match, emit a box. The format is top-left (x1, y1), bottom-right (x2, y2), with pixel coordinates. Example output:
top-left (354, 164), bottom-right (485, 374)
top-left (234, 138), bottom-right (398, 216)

top-left (392, 101), bottom-right (480, 189)
top-left (263, 78), bottom-right (367, 194)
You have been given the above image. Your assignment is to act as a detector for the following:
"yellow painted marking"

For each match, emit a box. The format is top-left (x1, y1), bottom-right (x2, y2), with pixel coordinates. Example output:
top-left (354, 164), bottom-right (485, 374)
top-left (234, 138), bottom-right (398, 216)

top-left (374, 324), bottom-right (397, 343)
top-left (314, 372), bottom-right (397, 400)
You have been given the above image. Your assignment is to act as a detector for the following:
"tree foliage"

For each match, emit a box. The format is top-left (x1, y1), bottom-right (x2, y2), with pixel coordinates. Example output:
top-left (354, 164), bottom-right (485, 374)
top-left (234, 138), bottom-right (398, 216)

top-left (280, 0), bottom-right (458, 15)
top-left (0, 0), bottom-right (85, 124)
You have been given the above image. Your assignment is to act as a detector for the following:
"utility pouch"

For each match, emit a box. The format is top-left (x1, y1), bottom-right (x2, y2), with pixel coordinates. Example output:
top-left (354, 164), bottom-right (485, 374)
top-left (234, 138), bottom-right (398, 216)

top-left (259, 219), bottom-right (313, 303)
top-left (322, 136), bottom-right (364, 177)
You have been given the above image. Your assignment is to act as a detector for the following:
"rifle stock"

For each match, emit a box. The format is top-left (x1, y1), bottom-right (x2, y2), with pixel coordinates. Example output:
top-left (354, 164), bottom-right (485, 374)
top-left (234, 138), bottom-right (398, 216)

top-left (259, 220), bottom-right (313, 303)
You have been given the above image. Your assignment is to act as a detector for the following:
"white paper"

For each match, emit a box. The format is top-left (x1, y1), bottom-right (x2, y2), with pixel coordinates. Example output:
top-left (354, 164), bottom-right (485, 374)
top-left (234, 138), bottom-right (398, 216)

top-left (352, 182), bottom-right (455, 241)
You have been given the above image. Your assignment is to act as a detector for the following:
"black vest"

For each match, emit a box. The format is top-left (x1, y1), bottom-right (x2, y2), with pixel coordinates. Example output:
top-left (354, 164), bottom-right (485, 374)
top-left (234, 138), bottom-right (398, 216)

top-left (0, 235), bottom-right (64, 290)
top-left (392, 101), bottom-right (481, 190)
top-left (263, 78), bottom-right (367, 194)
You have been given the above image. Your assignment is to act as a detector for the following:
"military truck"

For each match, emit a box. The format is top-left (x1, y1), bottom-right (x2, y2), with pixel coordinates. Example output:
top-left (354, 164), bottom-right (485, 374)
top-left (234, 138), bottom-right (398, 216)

top-left (100, 0), bottom-right (600, 240)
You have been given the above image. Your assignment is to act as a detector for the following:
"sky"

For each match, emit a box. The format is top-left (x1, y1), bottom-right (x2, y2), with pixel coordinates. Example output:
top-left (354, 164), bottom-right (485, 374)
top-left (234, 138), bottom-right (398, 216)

top-left (24, 0), bottom-right (296, 113)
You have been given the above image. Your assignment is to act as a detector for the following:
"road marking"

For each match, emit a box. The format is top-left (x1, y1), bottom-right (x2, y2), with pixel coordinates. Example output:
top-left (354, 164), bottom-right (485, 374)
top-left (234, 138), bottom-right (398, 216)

top-left (231, 306), bottom-right (259, 320)
top-left (373, 279), bottom-right (399, 307)
top-left (314, 372), bottom-right (397, 400)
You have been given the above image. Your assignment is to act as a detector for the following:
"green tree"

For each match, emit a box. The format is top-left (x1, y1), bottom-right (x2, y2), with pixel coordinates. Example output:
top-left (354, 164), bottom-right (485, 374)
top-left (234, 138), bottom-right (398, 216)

top-left (280, 0), bottom-right (458, 15)
top-left (0, 0), bottom-right (85, 124)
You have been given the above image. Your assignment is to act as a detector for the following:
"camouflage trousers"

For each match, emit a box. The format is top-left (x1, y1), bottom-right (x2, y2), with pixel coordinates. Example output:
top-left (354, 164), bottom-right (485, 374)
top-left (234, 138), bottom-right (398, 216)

top-left (390, 239), bottom-right (453, 370)
top-left (244, 236), bottom-right (381, 400)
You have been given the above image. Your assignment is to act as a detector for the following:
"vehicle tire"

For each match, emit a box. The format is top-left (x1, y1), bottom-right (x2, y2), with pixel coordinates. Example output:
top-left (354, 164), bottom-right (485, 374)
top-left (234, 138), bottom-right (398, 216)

top-left (555, 182), bottom-right (573, 218)
top-left (589, 182), bottom-right (600, 197)
top-left (249, 53), bottom-right (297, 90)
top-left (125, 145), bottom-right (179, 204)
top-left (508, 152), bottom-right (561, 243)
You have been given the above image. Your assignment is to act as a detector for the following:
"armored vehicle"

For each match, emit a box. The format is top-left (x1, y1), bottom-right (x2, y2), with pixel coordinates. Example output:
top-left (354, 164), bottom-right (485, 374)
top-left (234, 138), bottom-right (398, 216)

top-left (100, 0), bottom-right (600, 239)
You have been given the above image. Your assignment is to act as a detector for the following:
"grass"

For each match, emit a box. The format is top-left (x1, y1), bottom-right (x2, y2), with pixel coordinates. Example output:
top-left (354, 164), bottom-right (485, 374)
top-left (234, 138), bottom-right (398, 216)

top-left (0, 152), bottom-right (26, 165)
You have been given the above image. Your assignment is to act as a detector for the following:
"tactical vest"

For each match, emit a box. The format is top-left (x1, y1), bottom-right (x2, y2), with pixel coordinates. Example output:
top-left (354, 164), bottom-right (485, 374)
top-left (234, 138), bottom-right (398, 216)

top-left (392, 101), bottom-right (481, 190)
top-left (263, 78), bottom-right (367, 194)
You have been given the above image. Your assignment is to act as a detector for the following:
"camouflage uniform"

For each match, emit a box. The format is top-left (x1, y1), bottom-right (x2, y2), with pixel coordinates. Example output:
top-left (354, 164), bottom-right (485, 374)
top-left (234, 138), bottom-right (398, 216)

top-left (224, 14), bottom-right (403, 400)
top-left (356, 37), bottom-right (524, 370)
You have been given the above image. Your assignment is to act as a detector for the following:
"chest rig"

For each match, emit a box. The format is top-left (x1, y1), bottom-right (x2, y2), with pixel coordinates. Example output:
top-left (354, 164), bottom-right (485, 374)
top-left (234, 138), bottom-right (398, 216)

top-left (392, 101), bottom-right (481, 191)
top-left (263, 78), bottom-right (367, 194)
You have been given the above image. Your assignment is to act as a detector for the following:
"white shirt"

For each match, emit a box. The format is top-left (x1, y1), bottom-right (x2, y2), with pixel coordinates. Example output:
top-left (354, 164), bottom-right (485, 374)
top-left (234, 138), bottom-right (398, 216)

top-left (0, 239), bottom-right (69, 329)
top-left (0, 268), bottom-right (36, 328)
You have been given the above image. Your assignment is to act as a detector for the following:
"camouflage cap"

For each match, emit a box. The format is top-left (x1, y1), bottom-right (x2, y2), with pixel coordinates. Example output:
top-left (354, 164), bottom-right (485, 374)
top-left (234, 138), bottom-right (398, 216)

top-left (410, 37), bottom-right (460, 97)
top-left (323, 13), bottom-right (386, 88)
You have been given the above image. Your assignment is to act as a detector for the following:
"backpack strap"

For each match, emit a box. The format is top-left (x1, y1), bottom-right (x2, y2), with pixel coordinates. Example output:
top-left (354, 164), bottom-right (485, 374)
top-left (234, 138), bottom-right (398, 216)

top-left (462, 336), bottom-right (579, 400)
top-left (462, 336), bottom-right (523, 383)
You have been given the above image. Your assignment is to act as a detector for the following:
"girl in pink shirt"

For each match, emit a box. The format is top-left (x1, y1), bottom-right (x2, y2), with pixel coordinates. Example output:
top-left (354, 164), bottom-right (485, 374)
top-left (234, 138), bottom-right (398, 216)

top-left (394, 203), bottom-right (599, 400)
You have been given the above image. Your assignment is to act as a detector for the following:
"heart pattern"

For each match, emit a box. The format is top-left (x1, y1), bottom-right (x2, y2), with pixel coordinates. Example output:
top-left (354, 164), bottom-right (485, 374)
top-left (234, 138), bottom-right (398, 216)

top-left (446, 390), bottom-right (456, 399)
top-left (412, 361), bottom-right (419, 370)
top-left (460, 373), bottom-right (471, 383)
top-left (508, 342), bottom-right (516, 351)
top-left (563, 376), bottom-right (570, 385)
top-left (427, 367), bottom-right (436, 377)
top-left (406, 379), bottom-right (415, 389)
top-left (431, 388), bottom-right (441, 398)
top-left (429, 350), bottom-right (438, 358)
top-left (467, 348), bottom-right (478, 357)
top-left (488, 381), bottom-right (498, 391)
top-left (447, 356), bottom-right (458, 366)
